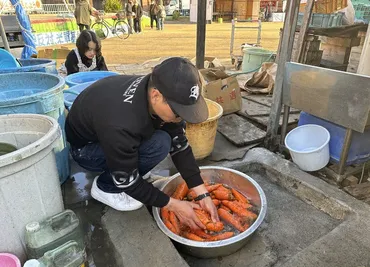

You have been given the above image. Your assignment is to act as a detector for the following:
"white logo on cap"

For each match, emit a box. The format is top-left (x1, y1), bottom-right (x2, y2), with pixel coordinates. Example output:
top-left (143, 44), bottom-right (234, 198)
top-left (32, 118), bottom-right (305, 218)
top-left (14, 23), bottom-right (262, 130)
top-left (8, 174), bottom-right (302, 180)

top-left (189, 85), bottom-right (199, 100)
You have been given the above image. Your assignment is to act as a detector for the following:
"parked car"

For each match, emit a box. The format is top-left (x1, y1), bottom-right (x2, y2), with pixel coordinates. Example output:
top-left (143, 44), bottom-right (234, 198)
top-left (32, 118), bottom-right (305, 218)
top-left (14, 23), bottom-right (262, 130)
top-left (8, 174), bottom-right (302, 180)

top-left (165, 0), bottom-right (179, 15)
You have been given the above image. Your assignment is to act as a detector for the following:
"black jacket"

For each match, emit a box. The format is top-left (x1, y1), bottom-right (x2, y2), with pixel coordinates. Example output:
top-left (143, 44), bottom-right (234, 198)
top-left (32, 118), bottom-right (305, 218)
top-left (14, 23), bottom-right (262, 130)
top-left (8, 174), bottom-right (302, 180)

top-left (65, 74), bottom-right (204, 207)
top-left (132, 4), bottom-right (142, 18)
top-left (65, 50), bottom-right (108, 75)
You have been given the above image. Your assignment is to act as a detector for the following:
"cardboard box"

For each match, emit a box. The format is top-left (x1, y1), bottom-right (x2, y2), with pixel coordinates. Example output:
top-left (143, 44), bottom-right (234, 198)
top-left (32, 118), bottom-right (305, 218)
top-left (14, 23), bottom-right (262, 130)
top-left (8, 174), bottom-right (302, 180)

top-left (37, 47), bottom-right (70, 68)
top-left (200, 68), bottom-right (242, 115)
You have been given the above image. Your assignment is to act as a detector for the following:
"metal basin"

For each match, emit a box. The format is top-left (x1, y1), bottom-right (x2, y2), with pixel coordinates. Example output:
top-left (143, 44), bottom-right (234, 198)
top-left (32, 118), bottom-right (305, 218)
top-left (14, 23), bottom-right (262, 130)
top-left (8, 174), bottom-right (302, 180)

top-left (152, 166), bottom-right (267, 258)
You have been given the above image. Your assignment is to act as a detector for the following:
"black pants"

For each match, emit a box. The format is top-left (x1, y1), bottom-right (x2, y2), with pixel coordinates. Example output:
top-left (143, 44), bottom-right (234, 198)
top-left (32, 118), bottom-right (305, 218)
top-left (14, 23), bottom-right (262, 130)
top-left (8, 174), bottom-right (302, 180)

top-left (134, 18), bottom-right (141, 33)
top-left (150, 15), bottom-right (158, 29)
top-left (78, 24), bottom-right (90, 32)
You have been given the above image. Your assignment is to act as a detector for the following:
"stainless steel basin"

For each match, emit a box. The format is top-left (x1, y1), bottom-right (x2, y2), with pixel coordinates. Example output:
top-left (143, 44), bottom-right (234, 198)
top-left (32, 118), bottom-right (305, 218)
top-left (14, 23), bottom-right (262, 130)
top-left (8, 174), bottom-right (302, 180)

top-left (152, 166), bottom-right (267, 258)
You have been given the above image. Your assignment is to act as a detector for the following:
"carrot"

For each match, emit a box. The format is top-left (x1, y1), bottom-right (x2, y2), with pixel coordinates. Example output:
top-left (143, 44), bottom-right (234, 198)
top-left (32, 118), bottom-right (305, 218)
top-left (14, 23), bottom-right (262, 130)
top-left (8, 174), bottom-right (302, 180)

top-left (233, 200), bottom-right (253, 210)
top-left (222, 200), bottom-right (253, 217)
top-left (231, 188), bottom-right (250, 204)
top-left (206, 232), bottom-right (234, 241)
top-left (194, 209), bottom-right (210, 225)
top-left (194, 209), bottom-right (224, 232)
top-left (186, 190), bottom-right (197, 201)
top-left (205, 221), bottom-right (224, 232)
top-left (191, 229), bottom-right (213, 239)
top-left (212, 199), bottom-right (221, 206)
top-left (182, 232), bottom-right (204, 241)
top-left (218, 208), bottom-right (245, 232)
top-left (161, 208), bottom-right (170, 223)
top-left (234, 213), bottom-right (251, 231)
top-left (164, 220), bottom-right (178, 234)
top-left (242, 209), bottom-right (258, 221)
top-left (212, 189), bottom-right (235, 201)
top-left (206, 184), bottom-right (222, 192)
top-left (218, 185), bottom-right (232, 193)
top-left (172, 182), bottom-right (189, 200)
top-left (169, 211), bottom-right (180, 234)
top-left (219, 205), bottom-right (231, 212)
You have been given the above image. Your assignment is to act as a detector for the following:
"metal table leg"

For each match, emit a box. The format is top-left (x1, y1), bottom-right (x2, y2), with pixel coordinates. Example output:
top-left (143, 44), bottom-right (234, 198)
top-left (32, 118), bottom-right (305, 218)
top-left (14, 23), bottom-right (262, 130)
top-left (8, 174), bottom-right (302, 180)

top-left (280, 105), bottom-right (290, 145)
top-left (338, 128), bottom-right (353, 176)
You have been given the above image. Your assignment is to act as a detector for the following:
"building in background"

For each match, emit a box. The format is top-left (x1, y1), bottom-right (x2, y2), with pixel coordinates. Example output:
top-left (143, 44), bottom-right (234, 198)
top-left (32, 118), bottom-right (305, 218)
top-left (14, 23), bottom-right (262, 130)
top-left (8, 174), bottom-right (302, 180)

top-left (213, 0), bottom-right (260, 21)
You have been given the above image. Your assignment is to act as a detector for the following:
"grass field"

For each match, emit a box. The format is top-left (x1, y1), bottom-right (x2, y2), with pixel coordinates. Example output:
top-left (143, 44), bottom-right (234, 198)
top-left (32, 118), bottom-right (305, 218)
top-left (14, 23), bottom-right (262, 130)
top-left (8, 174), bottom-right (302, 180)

top-left (45, 21), bottom-right (283, 65)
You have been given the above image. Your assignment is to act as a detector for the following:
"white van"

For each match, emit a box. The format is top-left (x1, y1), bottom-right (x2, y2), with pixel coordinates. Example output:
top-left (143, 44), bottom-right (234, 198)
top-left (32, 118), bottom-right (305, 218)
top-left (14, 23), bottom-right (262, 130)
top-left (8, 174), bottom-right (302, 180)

top-left (165, 0), bottom-right (179, 15)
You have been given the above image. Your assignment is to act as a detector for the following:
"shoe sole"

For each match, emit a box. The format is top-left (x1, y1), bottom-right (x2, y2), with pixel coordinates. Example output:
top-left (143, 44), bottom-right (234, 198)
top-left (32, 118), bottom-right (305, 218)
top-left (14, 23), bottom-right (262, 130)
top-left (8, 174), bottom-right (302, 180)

top-left (91, 187), bottom-right (143, 211)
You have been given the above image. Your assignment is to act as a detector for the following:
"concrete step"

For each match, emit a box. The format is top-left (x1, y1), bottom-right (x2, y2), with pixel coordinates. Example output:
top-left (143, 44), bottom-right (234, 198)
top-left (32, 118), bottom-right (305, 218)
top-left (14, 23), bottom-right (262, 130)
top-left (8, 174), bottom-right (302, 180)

top-left (101, 207), bottom-right (189, 267)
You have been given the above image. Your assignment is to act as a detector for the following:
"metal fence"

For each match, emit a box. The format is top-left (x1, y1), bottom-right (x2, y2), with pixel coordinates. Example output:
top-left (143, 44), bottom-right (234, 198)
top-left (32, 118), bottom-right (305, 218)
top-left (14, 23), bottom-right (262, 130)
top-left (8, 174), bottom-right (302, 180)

top-left (39, 4), bottom-right (75, 14)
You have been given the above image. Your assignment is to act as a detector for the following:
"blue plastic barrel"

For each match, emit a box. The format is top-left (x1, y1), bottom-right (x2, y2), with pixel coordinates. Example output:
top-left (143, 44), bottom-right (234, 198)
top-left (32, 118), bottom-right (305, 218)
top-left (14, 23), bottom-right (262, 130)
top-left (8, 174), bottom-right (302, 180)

top-left (65, 71), bottom-right (119, 87)
top-left (63, 82), bottom-right (94, 110)
top-left (0, 72), bottom-right (70, 184)
top-left (298, 111), bottom-right (370, 165)
top-left (0, 59), bottom-right (57, 74)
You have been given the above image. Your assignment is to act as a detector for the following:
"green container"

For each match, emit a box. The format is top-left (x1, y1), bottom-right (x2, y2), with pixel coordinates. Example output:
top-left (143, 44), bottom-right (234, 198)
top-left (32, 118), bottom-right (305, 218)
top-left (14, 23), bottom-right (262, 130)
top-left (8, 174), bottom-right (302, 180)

top-left (242, 47), bottom-right (274, 73)
top-left (218, 17), bottom-right (223, 23)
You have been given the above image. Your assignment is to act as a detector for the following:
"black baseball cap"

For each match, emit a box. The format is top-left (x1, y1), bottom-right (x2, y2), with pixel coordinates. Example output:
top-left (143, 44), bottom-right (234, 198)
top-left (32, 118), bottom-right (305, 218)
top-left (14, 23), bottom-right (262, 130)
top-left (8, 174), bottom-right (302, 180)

top-left (151, 57), bottom-right (209, 124)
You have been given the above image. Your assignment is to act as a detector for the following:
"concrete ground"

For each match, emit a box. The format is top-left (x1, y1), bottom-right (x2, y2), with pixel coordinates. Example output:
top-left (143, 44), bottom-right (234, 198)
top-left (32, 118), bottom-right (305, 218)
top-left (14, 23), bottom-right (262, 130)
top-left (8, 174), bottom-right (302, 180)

top-left (63, 146), bottom-right (370, 267)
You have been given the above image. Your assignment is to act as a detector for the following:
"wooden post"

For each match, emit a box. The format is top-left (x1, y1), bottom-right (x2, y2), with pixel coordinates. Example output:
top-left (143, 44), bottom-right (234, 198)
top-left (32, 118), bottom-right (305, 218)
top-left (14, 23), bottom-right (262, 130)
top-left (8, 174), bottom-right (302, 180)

top-left (264, 0), bottom-right (300, 150)
top-left (230, 19), bottom-right (235, 57)
top-left (0, 17), bottom-right (10, 52)
top-left (292, 0), bottom-right (314, 62)
top-left (357, 23), bottom-right (370, 75)
top-left (196, 0), bottom-right (207, 69)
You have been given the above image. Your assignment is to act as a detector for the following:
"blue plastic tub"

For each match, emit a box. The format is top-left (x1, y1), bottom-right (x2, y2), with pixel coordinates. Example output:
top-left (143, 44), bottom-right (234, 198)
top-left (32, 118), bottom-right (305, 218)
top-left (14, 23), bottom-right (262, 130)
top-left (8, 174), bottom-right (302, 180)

top-left (0, 58), bottom-right (57, 74)
top-left (65, 71), bottom-right (119, 87)
top-left (0, 49), bottom-right (20, 69)
top-left (298, 111), bottom-right (370, 165)
top-left (0, 72), bottom-right (70, 183)
top-left (63, 82), bottom-right (94, 110)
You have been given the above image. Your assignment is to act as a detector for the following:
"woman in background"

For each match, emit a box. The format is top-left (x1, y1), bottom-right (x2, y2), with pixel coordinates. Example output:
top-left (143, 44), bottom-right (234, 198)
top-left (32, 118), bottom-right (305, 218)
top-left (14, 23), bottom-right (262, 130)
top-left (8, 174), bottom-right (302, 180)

top-left (64, 30), bottom-right (108, 75)
top-left (74, 0), bottom-right (95, 32)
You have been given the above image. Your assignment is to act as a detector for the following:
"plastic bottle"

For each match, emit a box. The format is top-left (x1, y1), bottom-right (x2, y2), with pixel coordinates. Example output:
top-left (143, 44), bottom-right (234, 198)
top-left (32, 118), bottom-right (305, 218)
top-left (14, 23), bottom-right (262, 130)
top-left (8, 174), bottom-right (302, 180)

top-left (25, 210), bottom-right (84, 260)
top-left (23, 241), bottom-right (85, 267)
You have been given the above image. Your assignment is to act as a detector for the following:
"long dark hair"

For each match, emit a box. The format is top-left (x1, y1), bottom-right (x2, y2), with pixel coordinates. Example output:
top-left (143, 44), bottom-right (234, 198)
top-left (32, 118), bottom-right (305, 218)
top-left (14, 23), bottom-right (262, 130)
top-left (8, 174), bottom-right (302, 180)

top-left (76, 30), bottom-right (102, 58)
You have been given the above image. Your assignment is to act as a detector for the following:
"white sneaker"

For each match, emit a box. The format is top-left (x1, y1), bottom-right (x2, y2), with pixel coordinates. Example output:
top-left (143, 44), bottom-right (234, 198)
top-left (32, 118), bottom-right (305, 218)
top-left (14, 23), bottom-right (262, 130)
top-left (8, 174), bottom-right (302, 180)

top-left (91, 177), bottom-right (143, 211)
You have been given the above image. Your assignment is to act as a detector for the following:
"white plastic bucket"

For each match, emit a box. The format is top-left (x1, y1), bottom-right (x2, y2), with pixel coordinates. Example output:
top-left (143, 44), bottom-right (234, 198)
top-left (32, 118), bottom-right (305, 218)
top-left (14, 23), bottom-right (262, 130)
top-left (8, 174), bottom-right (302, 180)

top-left (285, 124), bottom-right (330, 171)
top-left (0, 114), bottom-right (64, 262)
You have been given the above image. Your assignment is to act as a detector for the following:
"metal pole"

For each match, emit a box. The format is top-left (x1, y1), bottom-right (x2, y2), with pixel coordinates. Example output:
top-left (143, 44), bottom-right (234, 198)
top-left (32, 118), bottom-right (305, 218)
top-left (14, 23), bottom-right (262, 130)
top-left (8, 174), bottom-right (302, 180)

top-left (0, 17), bottom-right (10, 52)
top-left (196, 0), bottom-right (207, 69)
top-left (230, 19), bottom-right (235, 58)
top-left (257, 19), bottom-right (261, 46)
top-left (338, 128), bottom-right (353, 176)
top-left (264, 0), bottom-right (300, 150)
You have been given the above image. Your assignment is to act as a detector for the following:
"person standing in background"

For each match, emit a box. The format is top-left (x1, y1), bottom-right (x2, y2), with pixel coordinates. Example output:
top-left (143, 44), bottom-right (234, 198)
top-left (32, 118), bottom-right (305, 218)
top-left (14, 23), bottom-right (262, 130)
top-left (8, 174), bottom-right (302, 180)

top-left (74, 0), bottom-right (95, 32)
top-left (149, 0), bottom-right (159, 30)
top-left (126, 0), bottom-right (134, 33)
top-left (132, 0), bottom-right (143, 33)
top-left (157, 0), bottom-right (166, 30)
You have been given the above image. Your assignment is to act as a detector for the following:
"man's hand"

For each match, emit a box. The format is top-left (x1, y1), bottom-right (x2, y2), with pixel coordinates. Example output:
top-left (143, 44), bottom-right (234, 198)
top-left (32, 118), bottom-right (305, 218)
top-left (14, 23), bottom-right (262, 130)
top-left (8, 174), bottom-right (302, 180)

top-left (166, 198), bottom-right (205, 230)
top-left (199, 197), bottom-right (220, 222)
top-left (191, 184), bottom-right (220, 223)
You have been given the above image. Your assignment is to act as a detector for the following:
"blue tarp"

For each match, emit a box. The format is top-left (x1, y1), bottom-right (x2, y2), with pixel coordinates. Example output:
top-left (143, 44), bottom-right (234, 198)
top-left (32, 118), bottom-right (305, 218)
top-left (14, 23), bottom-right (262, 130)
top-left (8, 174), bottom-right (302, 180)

top-left (10, 0), bottom-right (37, 59)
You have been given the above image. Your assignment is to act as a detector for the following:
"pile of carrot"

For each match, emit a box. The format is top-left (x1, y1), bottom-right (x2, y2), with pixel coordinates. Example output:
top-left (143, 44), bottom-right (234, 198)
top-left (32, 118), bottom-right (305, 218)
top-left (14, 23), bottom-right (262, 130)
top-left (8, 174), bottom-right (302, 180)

top-left (160, 181), bottom-right (259, 242)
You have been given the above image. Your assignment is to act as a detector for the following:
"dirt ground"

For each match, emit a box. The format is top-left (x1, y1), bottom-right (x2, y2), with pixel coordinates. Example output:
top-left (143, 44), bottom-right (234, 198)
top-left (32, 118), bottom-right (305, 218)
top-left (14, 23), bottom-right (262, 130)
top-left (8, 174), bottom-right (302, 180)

top-left (45, 21), bottom-right (283, 65)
